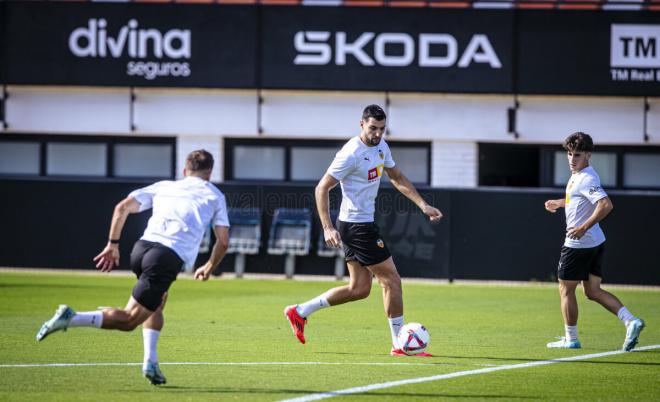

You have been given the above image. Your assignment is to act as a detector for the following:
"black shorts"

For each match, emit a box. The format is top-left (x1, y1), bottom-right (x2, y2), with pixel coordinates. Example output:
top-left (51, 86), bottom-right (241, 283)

top-left (557, 243), bottom-right (604, 281)
top-left (130, 240), bottom-right (183, 311)
top-left (337, 220), bottom-right (391, 267)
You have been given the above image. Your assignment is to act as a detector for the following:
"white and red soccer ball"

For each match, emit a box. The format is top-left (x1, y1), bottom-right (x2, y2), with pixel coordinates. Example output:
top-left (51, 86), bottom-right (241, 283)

top-left (397, 322), bottom-right (430, 355)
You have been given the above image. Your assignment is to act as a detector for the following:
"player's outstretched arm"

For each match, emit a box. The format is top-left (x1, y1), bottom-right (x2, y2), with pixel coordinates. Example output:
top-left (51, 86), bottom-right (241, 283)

top-left (544, 198), bottom-right (566, 213)
top-left (315, 173), bottom-right (343, 248)
top-left (93, 197), bottom-right (140, 272)
top-left (194, 225), bottom-right (229, 281)
top-left (384, 166), bottom-right (443, 222)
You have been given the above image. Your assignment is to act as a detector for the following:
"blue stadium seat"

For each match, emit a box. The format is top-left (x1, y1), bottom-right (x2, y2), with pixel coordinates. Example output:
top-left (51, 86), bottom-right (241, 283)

top-left (268, 208), bottom-right (312, 278)
top-left (267, 208), bottom-right (312, 256)
top-left (227, 208), bottom-right (262, 278)
top-left (227, 208), bottom-right (262, 255)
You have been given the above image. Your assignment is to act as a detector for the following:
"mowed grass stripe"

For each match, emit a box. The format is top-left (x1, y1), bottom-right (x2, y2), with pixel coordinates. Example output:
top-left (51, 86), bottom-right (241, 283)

top-left (0, 361), bottom-right (471, 368)
top-left (280, 344), bottom-right (660, 402)
top-left (1, 272), bottom-right (658, 401)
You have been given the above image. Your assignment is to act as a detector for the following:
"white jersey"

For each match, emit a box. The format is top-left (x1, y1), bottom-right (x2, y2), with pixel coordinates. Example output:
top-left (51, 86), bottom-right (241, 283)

top-left (129, 176), bottom-right (230, 269)
top-left (564, 166), bottom-right (607, 249)
top-left (327, 136), bottom-right (395, 223)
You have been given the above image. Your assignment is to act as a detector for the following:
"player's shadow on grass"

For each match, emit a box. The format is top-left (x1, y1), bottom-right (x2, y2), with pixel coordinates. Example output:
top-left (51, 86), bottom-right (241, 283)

top-left (360, 391), bottom-right (530, 399)
top-left (134, 386), bottom-right (331, 395)
top-left (558, 359), bottom-right (660, 366)
top-left (316, 350), bottom-right (660, 366)
top-left (137, 386), bottom-right (529, 399)
top-left (434, 354), bottom-right (660, 366)
top-left (316, 351), bottom-right (446, 359)
top-left (0, 283), bottom-right (118, 290)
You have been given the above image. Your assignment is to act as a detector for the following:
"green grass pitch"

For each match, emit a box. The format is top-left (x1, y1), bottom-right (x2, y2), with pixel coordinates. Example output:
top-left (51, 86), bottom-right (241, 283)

top-left (0, 271), bottom-right (658, 401)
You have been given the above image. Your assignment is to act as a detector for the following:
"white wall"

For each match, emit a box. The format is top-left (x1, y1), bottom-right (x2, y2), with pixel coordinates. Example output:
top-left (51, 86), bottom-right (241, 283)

top-left (388, 93), bottom-right (512, 141)
top-left (4, 86), bottom-right (656, 146)
top-left (3, 85), bottom-right (658, 188)
top-left (517, 95), bottom-right (646, 144)
top-left (5, 86), bottom-right (130, 134)
top-left (431, 141), bottom-right (478, 188)
top-left (260, 90), bottom-right (385, 138)
top-left (647, 97), bottom-right (660, 144)
top-left (134, 88), bottom-right (258, 136)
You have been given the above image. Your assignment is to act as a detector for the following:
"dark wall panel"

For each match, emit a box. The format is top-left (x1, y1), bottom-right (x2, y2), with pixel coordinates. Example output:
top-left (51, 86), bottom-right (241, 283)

top-left (0, 1), bottom-right (5, 84)
top-left (0, 179), bottom-right (658, 285)
top-left (0, 180), bottom-right (150, 269)
top-left (261, 7), bottom-right (513, 93)
top-left (449, 189), bottom-right (566, 281)
top-left (596, 193), bottom-right (660, 285)
top-left (449, 188), bottom-right (660, 284)
top-left (211, 184), bottom-right (451, 278)
top-left (3, 3), bottom-right (658, 95)
top-left (517, 11), bottom-right (660, 96)
top-left (4, 3), bottom-right (257, 87)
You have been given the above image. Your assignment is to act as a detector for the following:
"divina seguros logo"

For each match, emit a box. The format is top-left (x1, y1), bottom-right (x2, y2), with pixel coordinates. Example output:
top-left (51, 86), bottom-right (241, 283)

top-left (68, 19), bottom-right (192, 80)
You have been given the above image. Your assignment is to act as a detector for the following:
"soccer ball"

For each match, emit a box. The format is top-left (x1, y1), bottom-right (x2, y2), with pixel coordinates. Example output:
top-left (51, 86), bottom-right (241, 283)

top-left (397, 322), bottom-right (430, 355)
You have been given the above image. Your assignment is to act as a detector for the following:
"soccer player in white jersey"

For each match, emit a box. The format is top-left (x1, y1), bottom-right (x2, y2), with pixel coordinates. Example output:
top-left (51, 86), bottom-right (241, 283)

top-left (284, 105), bottom-right (443, 356)
top-left (36, 150), bottom-right (231, 384)
top-left (544, 132), bottom-right (644, 350)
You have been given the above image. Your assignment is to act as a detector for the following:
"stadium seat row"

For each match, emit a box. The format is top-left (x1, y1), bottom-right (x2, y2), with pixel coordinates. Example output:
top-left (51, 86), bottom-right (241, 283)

top-left (223, 207), bottom-right (345, 279)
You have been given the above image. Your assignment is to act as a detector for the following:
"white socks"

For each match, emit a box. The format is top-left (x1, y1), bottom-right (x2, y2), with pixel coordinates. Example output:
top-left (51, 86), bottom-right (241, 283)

top-left (563, 306), bottom-right (635, 341)
top-left (69, 311), bottom-right (103, 328)
top-left (617, 306), bottom-right (635, 325)
top-left (388, 316), bottom-right (404, 347)
top-left (296, 295), bottom-right (330, 318)
top-left (565, 325), bottom-right (578, 341)
top-left (143, 328), bottom-right (160, 370)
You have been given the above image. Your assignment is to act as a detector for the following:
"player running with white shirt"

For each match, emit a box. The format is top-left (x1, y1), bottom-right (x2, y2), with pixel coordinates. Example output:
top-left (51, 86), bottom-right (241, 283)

top-left (284, 105), bottom-right (443, 356)
top-left (544, 132), bottom-right (644, 350)
top-left (36, 150), bottom-right (230, 384)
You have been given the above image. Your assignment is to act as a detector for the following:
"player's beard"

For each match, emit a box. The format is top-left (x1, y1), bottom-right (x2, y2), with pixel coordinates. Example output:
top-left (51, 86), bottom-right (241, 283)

top-left (369, 136), bottom-right (381, 146)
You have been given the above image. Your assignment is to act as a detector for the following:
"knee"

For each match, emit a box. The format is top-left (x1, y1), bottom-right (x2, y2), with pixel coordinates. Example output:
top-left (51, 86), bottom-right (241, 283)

top-left (118, 319), bottom-right (141, 332)
top-left (583, 287), bottom-right (599, 301)
top-left (379, 273), bottom-right (402, 292)
top-left (349, 284), bottom-right (371, 300)
top-left (558, 283), bottom-right (574, 297)
top-left (116, 313), bottom-right (144, 332)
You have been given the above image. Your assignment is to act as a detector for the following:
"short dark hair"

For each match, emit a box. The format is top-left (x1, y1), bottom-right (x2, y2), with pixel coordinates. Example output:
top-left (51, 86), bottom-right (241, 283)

top-left (186, 149), bottom-right (214, 172)
top-left (362, 104), bottom-right (386, 122)
top-left (563, 132), bottom-right (594, 153)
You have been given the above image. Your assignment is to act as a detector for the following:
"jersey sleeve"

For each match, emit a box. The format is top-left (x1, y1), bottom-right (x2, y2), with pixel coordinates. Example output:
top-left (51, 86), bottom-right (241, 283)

top-left (327, 149), bottom-right (356, 181)
top-left (384, 144), bottom-right (395, 168)
top-left (128, 181), bottom-right (166, 212)
top-left (213, 194), bottom-right (230, 227)
top-left (580, 175), bottom-right (608, 204)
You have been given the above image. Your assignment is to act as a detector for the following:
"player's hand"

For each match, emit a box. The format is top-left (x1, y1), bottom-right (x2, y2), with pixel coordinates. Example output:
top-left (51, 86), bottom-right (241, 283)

top-left (566, 226), bottom-right (587, 240)
top-left (545, 200), bottom-right (561, 213)
top-left (194, 266), bottom-right (211, 281)
top-left (324, 227), bottom-right (342, 248)
top-left (93, 244), bottom-right (119, 272)
top-left (422, 205), bottom-right (443, 222)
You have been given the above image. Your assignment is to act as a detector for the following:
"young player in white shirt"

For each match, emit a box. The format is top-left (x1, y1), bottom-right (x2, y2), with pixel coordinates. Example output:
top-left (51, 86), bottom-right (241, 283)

top-left (544, 132), bottom-right (644, 350)
top-left (36, 150), bottom-right (230, 384)
top-left (284, 105), bottom-right (443, 356)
